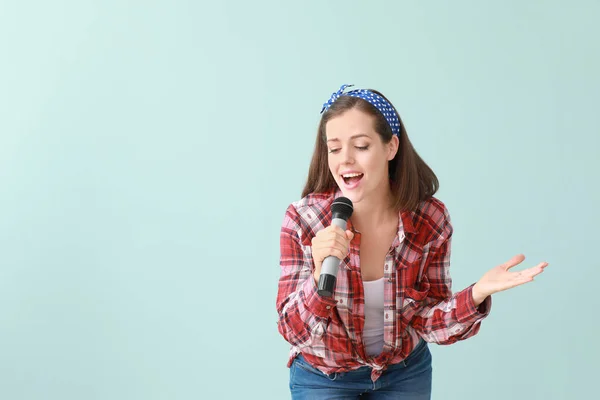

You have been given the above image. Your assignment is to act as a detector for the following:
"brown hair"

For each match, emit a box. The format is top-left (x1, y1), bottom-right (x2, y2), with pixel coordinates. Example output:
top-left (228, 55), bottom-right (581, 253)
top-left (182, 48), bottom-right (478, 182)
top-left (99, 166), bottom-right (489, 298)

top-left (301, 89), bottom-right (439, 212)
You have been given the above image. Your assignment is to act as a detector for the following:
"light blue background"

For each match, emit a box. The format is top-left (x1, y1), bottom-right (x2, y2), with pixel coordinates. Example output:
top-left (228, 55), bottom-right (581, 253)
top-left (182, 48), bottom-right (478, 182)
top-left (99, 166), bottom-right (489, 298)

top-left (1, 1), bottom-right (598, 399)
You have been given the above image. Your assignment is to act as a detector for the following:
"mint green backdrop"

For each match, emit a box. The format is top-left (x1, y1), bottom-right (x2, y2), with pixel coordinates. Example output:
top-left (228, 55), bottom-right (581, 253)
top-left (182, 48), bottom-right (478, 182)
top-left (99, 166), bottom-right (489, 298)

top-left (1, 1), bottom-right (598, 399)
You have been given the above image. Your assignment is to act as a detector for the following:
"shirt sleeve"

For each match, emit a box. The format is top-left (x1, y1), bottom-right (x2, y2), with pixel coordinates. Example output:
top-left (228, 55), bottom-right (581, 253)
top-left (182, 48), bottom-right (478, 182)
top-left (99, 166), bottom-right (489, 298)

top-left (409, 206), bottom-right (492, 345)
top-left (276, 204), bottom-right (337, 348)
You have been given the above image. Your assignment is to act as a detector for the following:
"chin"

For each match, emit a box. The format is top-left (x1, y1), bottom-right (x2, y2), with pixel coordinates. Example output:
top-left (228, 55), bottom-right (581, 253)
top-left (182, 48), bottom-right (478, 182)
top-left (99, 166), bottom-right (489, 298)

top-left (336, 187), bottom-right (363, 204)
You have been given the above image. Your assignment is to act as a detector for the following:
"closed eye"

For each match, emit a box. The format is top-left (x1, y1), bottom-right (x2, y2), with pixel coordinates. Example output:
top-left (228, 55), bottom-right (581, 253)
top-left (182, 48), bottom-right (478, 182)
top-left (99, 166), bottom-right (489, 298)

top-left (328, 146), bottom-right (369, 154)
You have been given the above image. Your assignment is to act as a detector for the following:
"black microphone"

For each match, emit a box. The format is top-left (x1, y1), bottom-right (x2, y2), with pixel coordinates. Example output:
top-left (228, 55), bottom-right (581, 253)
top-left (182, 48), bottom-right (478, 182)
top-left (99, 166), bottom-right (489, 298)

top-left (317, 196), bottom-right (354, 297)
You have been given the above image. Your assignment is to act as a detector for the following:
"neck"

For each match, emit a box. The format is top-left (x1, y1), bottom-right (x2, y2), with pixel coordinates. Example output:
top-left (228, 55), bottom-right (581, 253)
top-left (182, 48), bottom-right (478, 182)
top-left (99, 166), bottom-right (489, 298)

top-left (350, 187), bottom-right (397, 232)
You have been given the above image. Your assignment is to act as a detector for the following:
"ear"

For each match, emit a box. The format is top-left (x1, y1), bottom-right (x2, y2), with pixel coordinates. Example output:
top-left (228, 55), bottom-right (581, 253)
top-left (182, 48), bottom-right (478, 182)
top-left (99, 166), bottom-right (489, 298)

top-left (387, 135), bottom-right (399, 161)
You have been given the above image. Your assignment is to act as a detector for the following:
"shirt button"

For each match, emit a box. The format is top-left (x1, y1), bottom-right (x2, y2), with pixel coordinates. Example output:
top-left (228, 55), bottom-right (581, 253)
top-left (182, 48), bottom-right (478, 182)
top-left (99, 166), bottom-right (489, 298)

top-left (326, 306), bottom-right (331, 309)
top-left (388, 278), bottom-right (392, 282)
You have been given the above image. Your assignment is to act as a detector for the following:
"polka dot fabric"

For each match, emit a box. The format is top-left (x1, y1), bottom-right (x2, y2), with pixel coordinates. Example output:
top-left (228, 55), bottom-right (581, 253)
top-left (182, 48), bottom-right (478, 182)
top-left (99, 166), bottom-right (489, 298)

top-left (320, 84), bottom-right (401, 136)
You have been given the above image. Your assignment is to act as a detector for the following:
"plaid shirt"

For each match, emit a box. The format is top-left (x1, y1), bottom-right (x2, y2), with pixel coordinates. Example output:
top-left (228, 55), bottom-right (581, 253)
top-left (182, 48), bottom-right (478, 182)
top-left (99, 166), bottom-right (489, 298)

top-left (276, 189), bottom-right (492, 382)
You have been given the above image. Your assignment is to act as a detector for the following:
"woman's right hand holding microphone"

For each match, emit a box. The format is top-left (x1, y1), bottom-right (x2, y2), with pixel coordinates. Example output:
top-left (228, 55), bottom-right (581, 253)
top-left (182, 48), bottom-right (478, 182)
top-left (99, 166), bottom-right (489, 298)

top-left (311, 225), bottom-right (354, 284)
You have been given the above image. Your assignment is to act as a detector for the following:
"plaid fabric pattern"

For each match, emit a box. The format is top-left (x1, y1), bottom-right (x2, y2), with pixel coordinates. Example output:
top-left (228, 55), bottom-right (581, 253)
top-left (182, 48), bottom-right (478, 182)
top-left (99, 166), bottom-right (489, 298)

top-left (276, 189), bottom-right (492, 382)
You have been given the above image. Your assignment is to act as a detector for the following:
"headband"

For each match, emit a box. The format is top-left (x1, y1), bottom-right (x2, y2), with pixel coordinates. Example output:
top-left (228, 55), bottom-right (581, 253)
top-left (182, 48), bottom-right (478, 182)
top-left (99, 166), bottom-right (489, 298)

top-left (320, 84), bottom-right (400, 136)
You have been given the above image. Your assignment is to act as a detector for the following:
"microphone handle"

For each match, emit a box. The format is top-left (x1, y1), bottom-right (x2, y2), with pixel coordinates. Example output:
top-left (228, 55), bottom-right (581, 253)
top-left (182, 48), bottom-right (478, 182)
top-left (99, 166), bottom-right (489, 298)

top-left (317, 217), bottom-right (348, 297)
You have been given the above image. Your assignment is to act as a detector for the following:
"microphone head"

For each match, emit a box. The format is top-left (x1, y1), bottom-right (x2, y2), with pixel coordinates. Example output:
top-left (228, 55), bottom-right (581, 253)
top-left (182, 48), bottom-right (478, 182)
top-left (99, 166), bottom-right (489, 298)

top-left (331, 196), bottom-right (353, 220)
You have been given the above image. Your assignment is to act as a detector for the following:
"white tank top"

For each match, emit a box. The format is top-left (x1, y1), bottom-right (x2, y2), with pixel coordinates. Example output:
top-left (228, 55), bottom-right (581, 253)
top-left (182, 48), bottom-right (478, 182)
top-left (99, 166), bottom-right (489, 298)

top-left (362, 277), bottom-right (385, 356)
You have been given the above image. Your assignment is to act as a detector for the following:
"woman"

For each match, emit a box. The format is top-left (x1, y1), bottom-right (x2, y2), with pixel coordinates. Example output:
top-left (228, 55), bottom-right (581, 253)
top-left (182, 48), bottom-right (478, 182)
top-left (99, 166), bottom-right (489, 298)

top-left (276, 84), bottom-right (547, 399)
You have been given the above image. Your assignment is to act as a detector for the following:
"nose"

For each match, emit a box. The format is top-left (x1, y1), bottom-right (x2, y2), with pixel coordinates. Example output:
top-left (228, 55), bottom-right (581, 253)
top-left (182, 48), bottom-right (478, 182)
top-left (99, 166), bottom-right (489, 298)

top-left (340, 147), bottom-right (355, 165)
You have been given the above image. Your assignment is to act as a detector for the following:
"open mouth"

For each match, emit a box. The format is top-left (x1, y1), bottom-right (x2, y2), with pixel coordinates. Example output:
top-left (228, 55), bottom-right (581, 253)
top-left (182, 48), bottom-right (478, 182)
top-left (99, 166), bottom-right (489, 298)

top-left (342, 172), bottom-right (364, 185)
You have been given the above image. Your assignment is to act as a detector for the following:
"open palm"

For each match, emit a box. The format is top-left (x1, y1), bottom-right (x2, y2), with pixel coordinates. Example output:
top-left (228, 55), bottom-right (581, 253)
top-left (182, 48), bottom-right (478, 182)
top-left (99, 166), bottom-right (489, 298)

top-left (475, 254), bottom-right (548, 298)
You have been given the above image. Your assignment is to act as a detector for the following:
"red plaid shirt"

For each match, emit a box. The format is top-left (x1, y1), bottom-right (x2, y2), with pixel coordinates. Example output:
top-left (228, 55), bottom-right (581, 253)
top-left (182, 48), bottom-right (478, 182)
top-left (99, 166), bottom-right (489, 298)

top-left (276, 189), bottom-right (492, 382)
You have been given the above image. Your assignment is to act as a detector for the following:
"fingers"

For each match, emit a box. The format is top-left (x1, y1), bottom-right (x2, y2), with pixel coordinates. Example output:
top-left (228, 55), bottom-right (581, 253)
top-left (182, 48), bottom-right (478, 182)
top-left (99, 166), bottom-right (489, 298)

top-left (323, 227), bottom-right (351, 249)
top-left (314, 226), bottom-right (346, 243)
top-left (503, 254), bottom-right (526, 270)
top-left (505, 262), bottom-right (548, 292)
top-left (311, 226), bottom-right (353, 263)
top-left (504, 255), bottom-right (549, 272)
top-left (518, 262), bottom-right (548, 279)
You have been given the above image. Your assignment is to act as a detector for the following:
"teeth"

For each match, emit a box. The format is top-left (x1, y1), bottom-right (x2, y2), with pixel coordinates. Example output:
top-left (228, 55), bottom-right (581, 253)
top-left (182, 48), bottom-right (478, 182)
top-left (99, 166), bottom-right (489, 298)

top-left (342, 173), bottom-right (363, 178)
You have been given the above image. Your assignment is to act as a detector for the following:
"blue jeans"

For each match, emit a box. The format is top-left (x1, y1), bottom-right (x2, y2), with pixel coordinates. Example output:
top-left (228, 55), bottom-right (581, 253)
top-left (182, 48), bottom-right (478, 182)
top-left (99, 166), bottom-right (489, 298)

top-left (289, 339), bottom-right (432, 399)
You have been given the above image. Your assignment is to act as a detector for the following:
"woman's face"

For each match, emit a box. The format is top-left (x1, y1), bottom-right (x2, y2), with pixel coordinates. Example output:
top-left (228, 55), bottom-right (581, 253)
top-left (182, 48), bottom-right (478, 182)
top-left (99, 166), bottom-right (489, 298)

top-left (325, 108), bottom-right (398, 206)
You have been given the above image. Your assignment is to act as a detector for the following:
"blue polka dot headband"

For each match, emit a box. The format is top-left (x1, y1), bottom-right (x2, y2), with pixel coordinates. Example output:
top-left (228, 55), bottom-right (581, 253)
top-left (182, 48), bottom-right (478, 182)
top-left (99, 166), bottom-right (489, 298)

top-left (320, 84), bottom-right (401, 136)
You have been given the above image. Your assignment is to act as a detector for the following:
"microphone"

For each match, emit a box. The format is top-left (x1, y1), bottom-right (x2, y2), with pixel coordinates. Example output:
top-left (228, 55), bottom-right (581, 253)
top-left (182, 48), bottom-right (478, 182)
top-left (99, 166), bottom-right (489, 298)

top-left (317, 196), bottom-right (354, 297)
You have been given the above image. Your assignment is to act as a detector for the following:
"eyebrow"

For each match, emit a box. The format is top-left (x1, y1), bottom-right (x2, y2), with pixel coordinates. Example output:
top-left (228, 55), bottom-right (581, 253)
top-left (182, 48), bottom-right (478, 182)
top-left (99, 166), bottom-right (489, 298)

top-left (326, 134), bottom-right (371, 143)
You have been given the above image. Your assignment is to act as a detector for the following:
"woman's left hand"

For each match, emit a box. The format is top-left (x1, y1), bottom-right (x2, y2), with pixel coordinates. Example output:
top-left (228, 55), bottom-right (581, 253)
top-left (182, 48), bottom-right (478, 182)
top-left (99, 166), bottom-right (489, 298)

top-left (472, 254), bottom-right (548, 306)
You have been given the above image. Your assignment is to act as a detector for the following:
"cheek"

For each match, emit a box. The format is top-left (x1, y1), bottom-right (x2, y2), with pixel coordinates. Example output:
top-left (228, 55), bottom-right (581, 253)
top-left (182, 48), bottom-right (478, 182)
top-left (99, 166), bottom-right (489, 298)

top-left (363, 155), bottom-right (387, 177)
top-left (327, 156), bottom-right (337, 175)
top-left (359, 153), bottom-right (376, 169)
